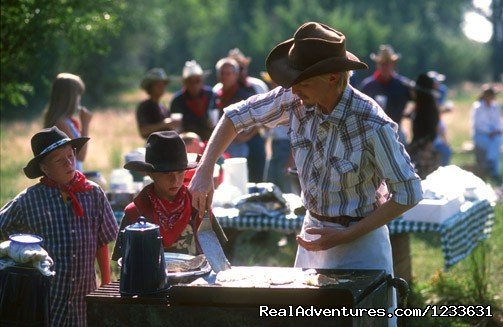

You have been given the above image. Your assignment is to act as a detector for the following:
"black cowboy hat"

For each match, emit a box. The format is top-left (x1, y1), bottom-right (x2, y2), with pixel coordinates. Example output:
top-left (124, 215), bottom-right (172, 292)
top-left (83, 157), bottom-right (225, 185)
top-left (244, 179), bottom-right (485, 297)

top-left (124, 131), bottom-right (197, 173)
top-left (23, 126), bottom-right (89, 179)
top-left (266, 22), bottom-right (368, 88)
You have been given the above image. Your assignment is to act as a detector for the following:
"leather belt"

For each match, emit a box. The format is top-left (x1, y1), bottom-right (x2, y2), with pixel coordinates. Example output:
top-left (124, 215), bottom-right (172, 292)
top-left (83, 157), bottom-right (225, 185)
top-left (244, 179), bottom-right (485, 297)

top-left (308, 211), bottom-right (363, 227)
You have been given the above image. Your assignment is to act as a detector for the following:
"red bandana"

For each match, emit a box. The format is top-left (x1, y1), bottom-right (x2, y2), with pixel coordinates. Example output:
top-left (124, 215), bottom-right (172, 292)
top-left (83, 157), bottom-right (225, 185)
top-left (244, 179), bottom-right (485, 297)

top-left (373, 71), bottom-right (395, 84)
top-left (146, 184), bottom-right (192, 248)
top-left (215, 84), bottom-right (238, 109)
top-left (40, 171), bottom-right (93, 217)
top-left (184, 91), bottom-right (209, 118)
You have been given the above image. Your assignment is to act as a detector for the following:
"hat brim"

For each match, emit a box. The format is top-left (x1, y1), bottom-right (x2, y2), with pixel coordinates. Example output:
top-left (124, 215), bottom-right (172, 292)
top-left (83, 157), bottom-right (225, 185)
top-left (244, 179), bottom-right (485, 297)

top-left (370, 53), bottom-right (401, 63)
top-left (23, 137), bottom-right (90, 179)
top-left (266, 38), bottom-right (368, 88)
top-left (141, 77), bottom-right (170, 91)
top-left (182, 70), bottom-right (211, 81)
top-left (124, 161), bottom-right (198, 173)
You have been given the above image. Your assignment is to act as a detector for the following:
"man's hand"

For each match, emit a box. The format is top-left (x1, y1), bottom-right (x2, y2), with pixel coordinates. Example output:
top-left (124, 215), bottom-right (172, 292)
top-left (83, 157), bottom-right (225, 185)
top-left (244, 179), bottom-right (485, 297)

top-left (188, 166), bottom-right (215, 219)
top-left (296, 226), bottom-right (353, 251)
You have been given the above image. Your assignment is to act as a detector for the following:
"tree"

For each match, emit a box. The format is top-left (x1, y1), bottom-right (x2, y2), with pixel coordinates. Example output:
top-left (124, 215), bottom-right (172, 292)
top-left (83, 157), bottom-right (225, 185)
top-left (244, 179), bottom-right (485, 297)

top-left (0, 0), bottom-right (124, 108)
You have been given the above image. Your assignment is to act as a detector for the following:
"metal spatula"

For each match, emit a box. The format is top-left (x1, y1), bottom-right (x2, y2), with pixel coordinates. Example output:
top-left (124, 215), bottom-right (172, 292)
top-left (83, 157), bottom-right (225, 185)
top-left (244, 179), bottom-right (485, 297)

top-left (197, 213), bottom-right (231, 273)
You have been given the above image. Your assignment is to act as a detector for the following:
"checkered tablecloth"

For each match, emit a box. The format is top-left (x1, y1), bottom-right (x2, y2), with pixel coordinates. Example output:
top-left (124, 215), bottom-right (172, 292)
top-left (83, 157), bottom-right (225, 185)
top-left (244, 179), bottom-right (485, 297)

top-left (214, 200), bottom-right (495, 269)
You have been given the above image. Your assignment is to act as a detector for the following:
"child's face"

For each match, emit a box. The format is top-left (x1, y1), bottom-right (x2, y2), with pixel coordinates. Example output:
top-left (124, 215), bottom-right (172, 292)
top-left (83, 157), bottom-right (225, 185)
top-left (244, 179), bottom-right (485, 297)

top-left (150, 171), bottom-right (185, 199)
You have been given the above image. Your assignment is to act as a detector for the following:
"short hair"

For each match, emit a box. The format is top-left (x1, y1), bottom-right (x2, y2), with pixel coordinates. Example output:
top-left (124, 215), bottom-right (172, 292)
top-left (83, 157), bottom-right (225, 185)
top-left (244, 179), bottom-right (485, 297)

top-left (215, 58), bottom-right (239, 75)
top-left (180, 132), bottom-right (202, 144)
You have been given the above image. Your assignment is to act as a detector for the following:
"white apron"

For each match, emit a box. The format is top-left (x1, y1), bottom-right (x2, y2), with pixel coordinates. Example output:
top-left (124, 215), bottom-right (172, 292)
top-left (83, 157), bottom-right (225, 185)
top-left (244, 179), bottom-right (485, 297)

top-left (294, 212), bottom-right (397, 326)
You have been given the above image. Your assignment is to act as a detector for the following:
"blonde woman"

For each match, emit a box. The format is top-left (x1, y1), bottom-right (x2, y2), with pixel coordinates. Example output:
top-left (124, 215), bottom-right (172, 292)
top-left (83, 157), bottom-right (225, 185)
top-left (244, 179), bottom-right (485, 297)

top-left (43, 73), bottom-right (93, 171)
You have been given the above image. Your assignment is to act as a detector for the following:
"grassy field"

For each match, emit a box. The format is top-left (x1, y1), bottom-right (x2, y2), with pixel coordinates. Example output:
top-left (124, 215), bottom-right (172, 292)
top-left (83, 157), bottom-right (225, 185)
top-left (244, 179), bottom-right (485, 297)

top-left (1, 85), bottom-right (501, 325)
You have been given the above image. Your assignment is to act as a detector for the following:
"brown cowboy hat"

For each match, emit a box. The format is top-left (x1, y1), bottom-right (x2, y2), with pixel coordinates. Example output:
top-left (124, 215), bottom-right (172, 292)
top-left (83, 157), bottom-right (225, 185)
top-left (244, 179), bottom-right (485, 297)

top-left (266, 22), bottom-right (368, 88)
top-left (370, 44), bottom-right (401, 63)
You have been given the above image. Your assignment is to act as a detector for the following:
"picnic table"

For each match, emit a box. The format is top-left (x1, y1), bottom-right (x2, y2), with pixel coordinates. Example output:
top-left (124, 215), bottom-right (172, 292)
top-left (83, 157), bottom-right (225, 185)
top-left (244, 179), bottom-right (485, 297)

top-left (113, 199), bottom-right (494, 280)
top-left (213, 199), bottom-right (495, 271)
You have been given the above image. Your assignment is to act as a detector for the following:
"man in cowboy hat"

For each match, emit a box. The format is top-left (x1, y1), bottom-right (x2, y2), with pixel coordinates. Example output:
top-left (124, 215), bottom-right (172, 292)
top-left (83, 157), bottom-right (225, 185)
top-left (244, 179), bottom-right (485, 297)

top-left (189, 22), bottom-right (422, 324)
top-left (359, 44), bottom-right (413, 143)
top-left (0, 126), bottom-right (118, 326)
top-left (136, 67), bottom-right (181, 139)
top-left (170, 60), bottom-right (215, 141)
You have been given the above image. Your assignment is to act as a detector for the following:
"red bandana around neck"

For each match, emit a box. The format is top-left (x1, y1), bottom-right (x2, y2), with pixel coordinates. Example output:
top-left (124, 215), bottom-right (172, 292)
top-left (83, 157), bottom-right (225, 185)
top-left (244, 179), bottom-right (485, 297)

top-left (184, 91), bottom-right (209, 118)
top-left (216, 84), bottom-right (238, 109)
top-left (40, 171), bottom-right (93, 217)
top-left (146, 184), bottom-right (192, 248)
top-left (373, 70), bottom-right (394, 84)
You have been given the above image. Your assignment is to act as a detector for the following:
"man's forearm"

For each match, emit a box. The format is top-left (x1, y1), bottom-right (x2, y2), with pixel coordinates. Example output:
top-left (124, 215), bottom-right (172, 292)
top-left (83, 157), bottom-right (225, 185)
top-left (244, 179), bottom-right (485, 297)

top-left (348, 200), bottom-right (416, 241)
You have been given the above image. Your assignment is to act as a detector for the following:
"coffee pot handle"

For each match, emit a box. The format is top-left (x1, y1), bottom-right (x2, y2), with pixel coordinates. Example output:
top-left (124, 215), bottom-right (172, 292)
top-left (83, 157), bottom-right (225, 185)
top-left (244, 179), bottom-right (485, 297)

top-left (136, 216), bottom-right (147, 225)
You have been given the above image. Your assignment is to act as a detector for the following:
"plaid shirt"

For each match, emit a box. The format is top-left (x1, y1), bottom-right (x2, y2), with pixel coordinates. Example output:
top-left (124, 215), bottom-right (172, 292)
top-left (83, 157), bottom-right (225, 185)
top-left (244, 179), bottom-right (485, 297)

top-left (225, 85), bottom-right (422, 217)
top-left (0, 182), bottom-right (118, 327)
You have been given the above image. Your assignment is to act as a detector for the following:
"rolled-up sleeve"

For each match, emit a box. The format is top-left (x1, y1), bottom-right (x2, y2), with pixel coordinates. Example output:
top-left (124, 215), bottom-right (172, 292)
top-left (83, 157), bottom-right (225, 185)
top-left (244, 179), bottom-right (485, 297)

top-left (372, 124), bottom-right (423, 205)
top-left (224, 87), bottom-right (295, 133)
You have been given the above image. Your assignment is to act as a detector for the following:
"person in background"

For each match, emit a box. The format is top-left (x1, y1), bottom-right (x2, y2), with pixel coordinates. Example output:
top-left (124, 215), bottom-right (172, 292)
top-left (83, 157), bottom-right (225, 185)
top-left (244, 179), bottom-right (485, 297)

top-left (43, 73), bottom-right (93, 172)
top-left (112, 131), bottom-right (201, 260)
top-left (213, 48), bottom-right (269, 95)
top-left (407, 73), bottom-right (440, 179)
top-left (214, 58), bottom-right (255, 160)
top-left (359, 45), bottom-right (413, 144)
top-left (170, 60), bottom-right (215, 141)
top-left (261, 71), bottom-right (292, 193)
top-left (190, 23), bottom-right (422, 327)
top-left (136, 68), bottom-right (181, 139)
top-left (0, 127), bottom-right (118, 326)
top-left (180, 131), bottom-right (205, 155)
top-left (428, 71), bottom-right (452, 166)
top-left (471, 85), bottom-right (502, 184)
top-left (226, 48), bottom-right (268, 182)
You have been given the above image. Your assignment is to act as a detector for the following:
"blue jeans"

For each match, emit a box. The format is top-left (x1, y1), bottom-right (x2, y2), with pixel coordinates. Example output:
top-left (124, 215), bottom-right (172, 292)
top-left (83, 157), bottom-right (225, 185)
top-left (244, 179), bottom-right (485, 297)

top-left (246, 133), bottom-right (266, 183)
top-left (266, 139), bottom-right (292, 193)
top-left (474, 132), bottom-right (502, 177)
top-left (433, 140), bottom-right (452, 166)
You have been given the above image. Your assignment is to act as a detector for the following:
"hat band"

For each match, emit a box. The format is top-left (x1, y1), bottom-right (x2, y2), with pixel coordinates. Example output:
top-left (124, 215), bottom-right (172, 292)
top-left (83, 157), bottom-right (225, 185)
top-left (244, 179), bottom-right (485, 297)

top-left (39, 138), bottom-right (71, 156)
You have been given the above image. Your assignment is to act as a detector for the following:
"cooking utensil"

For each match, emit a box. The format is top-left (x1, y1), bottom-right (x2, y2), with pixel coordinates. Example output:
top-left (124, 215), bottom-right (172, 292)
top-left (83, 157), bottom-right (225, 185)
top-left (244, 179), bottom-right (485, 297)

top-left (197, 213), bottom-right (231, 273)
top-left (164, 252), bottom-right (211, 283)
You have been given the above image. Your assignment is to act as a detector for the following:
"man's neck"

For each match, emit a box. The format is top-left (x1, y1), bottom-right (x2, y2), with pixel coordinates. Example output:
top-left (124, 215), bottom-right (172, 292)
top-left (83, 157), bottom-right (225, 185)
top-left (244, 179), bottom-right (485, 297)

top-left (319, 88), bottom-right (344, 115)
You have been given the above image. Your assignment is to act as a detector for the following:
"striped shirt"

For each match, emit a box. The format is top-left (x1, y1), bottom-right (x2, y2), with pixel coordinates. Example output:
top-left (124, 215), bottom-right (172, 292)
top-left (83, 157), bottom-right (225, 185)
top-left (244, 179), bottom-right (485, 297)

top-left (0, 182), bottom-right (118, 327)
top-left (224, 85), bottom-right (423, 217)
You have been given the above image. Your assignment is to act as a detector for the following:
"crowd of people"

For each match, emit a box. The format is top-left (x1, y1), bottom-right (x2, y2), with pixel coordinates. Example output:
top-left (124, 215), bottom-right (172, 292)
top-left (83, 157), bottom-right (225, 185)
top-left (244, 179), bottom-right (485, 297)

top-left (0, 20), bottom-right (501, 326)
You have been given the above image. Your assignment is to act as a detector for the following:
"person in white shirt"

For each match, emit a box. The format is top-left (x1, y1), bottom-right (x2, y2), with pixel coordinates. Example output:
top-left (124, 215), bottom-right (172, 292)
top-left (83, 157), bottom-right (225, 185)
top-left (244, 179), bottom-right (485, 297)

top-left (471, 84), bottom-right (502, 183)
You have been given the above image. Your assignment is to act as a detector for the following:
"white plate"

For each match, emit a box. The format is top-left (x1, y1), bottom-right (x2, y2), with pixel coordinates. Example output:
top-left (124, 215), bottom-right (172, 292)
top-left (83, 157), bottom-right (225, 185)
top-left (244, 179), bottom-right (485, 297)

top-left (164, 252), bottom-right (211, 279)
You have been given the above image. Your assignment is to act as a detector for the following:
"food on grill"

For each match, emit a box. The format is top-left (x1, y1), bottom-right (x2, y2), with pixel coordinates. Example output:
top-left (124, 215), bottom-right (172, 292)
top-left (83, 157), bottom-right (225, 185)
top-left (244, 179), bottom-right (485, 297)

top-left (166, 254), bottom-right (206, 273)
top-left (216, 268), bottom-right (253, 283)
top-left (268, 272), bottom-right (296, 285)
top-left (303, 273), bottom-right (339, 287)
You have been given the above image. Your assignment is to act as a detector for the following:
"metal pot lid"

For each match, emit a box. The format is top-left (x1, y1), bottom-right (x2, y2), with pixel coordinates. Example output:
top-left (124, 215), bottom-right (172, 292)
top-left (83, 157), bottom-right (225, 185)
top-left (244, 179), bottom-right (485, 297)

top-left (125, 216), bottom-right (159, 232)
top-left (9, 234), bottom-right (44, 245)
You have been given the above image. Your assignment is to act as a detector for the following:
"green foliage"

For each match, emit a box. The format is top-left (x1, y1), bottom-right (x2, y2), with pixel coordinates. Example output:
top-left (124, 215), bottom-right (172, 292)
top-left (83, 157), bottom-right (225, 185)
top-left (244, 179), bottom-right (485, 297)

top-left (0, 0), bottom-right (496, 118)
top-left (0, 0), bottom-right (124, 110)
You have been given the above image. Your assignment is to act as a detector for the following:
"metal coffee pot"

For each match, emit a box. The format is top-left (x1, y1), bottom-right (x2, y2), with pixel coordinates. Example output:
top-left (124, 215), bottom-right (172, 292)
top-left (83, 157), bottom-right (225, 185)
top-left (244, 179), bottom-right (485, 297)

top-left (119, 217), bottom-right (167, 296)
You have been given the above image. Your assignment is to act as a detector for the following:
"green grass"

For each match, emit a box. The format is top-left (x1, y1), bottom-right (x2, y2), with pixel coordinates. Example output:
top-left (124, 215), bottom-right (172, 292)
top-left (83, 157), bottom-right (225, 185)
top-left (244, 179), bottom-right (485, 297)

top-left (1, 85), bottom-right (501, 326)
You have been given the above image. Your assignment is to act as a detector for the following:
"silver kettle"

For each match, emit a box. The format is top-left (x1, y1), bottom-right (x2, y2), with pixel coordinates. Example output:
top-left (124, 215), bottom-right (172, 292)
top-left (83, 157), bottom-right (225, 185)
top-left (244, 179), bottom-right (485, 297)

top-left (119, 217), bottom-right (167, 296)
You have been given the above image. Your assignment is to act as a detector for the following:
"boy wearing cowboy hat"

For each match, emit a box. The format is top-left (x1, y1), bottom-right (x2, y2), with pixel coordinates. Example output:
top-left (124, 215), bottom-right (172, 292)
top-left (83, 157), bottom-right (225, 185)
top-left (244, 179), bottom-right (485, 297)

top-left (0, 126), bottom-right (118, 326)
top-left (136, 68), bottom-right (181, 139)
top-left (189, 22), bottom-right (422, 326)
top-left (359, 44), bottom-right (414, 143)
top-left (170, 60), bottom-right (215, 141)
top-left (112, 131), bottom-right (202, 261)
